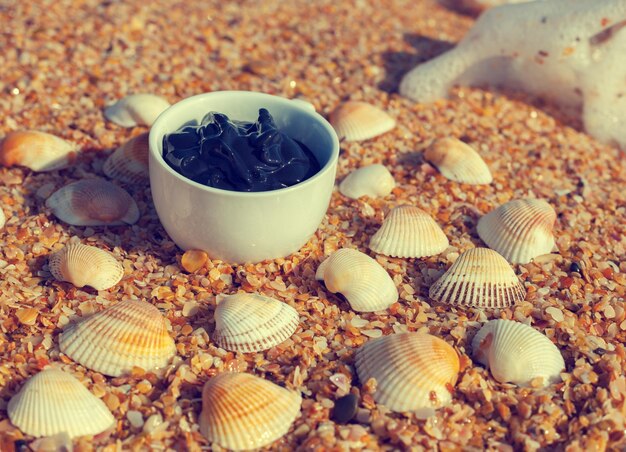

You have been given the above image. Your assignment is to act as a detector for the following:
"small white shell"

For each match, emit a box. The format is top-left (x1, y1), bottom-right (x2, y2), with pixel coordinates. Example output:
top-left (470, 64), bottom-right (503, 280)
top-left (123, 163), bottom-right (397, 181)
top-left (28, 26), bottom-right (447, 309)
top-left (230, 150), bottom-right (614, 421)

top-left (472, 319), bottom-right (565, 386)
top-left (104, 94), bottom-right (171, 127)
top-left (103, 132), bottom-right (149, 184)
top-left (369, 205), bottom-right (449, 258)
top-left (329, 101), bottom-right (395, 142)
top-left (339, 164), bottom-right (395, 199)
top-left (424, 137), bottom-right (492, 185)
top-left (0, 130), bottom-right (78, 172)
top-left (0, 207), bottom-right (5, 229)
top-left (49, 243), bottom-right (124, 290)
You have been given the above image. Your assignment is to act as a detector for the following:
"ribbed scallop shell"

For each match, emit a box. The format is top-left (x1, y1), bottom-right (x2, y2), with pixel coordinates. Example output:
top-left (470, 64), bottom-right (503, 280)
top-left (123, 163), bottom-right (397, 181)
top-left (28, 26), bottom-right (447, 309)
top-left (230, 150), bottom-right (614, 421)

top-left (318, 248), bottom-right (398, 312)
top-left (429, 248), bottom-right (525, 308)
top-left (213, 293), bottom-right (299, 352)
top-left (0, 130), bottom-right (77, 172)
top-left (472, 319), bottom-right (565, 386)
top-left (7, 368), bottom-right (115, 438)
top-left (355, 333), bottom-right (460, 412)
top-left (339, 164), bottom-right (395, 199)
top-left (49, 243), bottom-right (123, 290)
top-left (199, 372), bottom-right (302, 450)
top-left (59, 300), bottom-right (176, 377)
top-left (103, 132), bottom-right (149, 184)
top-left (424, 138), bottom-right (492, 185)
top-left (329, 101), bottom-right (395, 142)
top-left (104, 94), bottom-right (170, 127)
top-left (477, 198), bottom-right (556, 264)
top-left (46, 179), bottom-right (140, 226)
top-left (369, 205), bottom-right (449, 258)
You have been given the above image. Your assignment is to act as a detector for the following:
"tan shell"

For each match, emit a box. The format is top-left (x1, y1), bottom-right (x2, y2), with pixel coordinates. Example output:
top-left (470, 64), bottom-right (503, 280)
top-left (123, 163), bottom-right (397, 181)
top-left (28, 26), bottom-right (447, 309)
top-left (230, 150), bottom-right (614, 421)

top-left (59, 300), bottom-right (177, 377)
top-left (213, 293), bottom-right (299, 352)
top-left (46, 179), bottom-right (140, 226)
top-left (355, 333), bottom-right (460, 412)
top-left (424, 138), bottom-right (492, 185)
top-left (0, 130), bottom-right (77, 172)
top-left (369, 205), bottom-right (449, 258)
top-left (0, 207), bottom-right (5, 229)
top-left (49, 243), bottom-right (124, 290)
top-left (199, 372), bottom-right (301, 450)
top-left (104, 94), bottom-right (170, 127)
top-left (339, 164), bottom-right (395, 199)
top-left (103, 132), bottom-right (149, 184)
top-left (429, 248), bottom-right (526, 308)
top-left (329, 101), bottom-right (395, 142)
top-left (7, 368), bottom-right (115, 438)
top-left (477, 198), bottom-right (556, 264)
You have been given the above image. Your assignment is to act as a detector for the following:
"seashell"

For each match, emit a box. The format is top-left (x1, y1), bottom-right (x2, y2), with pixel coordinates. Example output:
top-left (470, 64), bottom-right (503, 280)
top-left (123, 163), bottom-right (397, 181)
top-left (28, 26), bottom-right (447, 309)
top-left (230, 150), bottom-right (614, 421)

top-left (7, 368), bottom-right (115, 438)
top-left (199, 372), bottom-right (301, 450)
top-left (104, 94), bottom-right (170, 127)
top-left (329, 101), bottom-right (395, 142)
top-left (0, 207), bottom-right (5, 229)
top-left (318, 248), bottom-right (398, 312)
top-left (424, 137), bottom-right (492, 185)
top-left (46, 179), bottom-right (140, 226)
top-left (369, 205), bottom-right (449, 258)
top-left (103, 132), bottom-right (149, 184)
top-left (213, 293), bottom-right (299, 352)
top-left (476, 198), bottom-right (556, 264)
top-left (355, 333), bottom-right (460, 412)
top-left (339, 164), bottom-right (395, 199)
top-left (49, 243), bottom-right (124, 290)
top-left (0, 130), bottom-right (77, 172)
top-left (472, 319), bottom-right (565, 386)
top-left (59, 300), bottom-right (176, 377)
top-left (429, 248), bottom-right (525, 308)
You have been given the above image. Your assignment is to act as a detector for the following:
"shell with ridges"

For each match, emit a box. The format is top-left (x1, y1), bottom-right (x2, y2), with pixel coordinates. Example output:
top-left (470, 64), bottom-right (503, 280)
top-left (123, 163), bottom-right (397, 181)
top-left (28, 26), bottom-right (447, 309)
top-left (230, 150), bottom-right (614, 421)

top-left (199, 372), bottom-right (301, 450)
top-left (7, 368), bottom-right (115, 438)
top-left (103, 132), bottom-right (149, 184)
top-left (0, 130), bottom-right (77, 172)
top-left (339, 164), bottom-right (395, 199)
top-left (477, 198), bottom-right (556, 264)
top-left (49, 243), bottom-right (124, 290)
top-left (329, 101), bottom-right (395, 142)
top-left (472, 319), bottom-right (565, 386)
top-left (59, 300), bottom-right (176, 377)
top-left (213, 293), bottom-right (299, 352)
top-left (369, 205), bottom-right (449, 258)
top-left (424, 137), bottom-right (492, 185)
top-left (429, 248), bottom-right (525, 308)
top-left (104, 94), bottom-right (170, 127)
top-left (355, 333), bottom-right (460, 412)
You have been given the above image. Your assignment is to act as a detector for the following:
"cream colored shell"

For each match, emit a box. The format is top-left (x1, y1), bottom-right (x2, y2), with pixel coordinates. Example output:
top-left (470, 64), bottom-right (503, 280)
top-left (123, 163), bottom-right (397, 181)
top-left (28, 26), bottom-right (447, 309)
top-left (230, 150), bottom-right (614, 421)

top-left (104, 93), bottom-right (171, 127)
top-left (424, 137), bottom-right (492, 185)
top-left (0, 207), bottom-right (5, 229)
top-left (339, 164), bottom-right (395, 199)
top-left (48, 243), bottom-right (124, 290)
top-left (329, 101), bottom-right (395, 142)
top-left (103, 132), bottom-right (150, 184)
top-left (0, 130), bottom-right (77, 172)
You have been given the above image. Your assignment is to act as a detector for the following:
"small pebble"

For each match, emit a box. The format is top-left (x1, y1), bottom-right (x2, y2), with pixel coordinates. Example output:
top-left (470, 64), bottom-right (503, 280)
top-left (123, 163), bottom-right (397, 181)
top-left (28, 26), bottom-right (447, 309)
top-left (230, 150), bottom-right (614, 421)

top-left (331, 393), bottom-right (359, 424)
top-left (570, 262), bottom-right (582, 274)
top-left (127, 410), bottom-right (144, 428)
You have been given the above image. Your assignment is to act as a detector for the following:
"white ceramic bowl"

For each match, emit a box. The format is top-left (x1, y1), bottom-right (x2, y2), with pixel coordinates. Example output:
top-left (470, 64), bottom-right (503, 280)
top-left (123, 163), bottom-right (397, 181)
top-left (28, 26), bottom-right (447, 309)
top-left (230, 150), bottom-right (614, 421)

top-left (149, 91), bottom-right (339, 264)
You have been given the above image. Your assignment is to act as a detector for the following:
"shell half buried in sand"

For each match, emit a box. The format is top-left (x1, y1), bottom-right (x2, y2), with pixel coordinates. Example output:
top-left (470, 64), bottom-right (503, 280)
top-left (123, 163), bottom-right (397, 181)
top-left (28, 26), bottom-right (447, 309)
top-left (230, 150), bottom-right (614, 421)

top-left (424, 137), bottom-right (492, 185)
top-left (104, 93), bottom-right (171, 127)
top-left (339, 164), bottom-right (395, 199)
top-left (0, 130), bottom-right (78, 172)
top-left (103, 132), bottom-right (150, 184)
top-left (329, 101), bottom-right (395, 142)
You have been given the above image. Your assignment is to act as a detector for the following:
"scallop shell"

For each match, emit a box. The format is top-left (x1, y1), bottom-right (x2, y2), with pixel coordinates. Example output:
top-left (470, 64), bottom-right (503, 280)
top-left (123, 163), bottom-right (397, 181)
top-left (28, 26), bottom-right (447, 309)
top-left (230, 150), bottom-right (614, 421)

top-left (472, 319), bottom-right (565, 386)
top-left (329, 101), bottom-right (395, 142)
top-left (49, 243), bottom-right (124, 290)
top-left (199, 372), bottom-right (301, 450)
top-left (0, 130), bottom-right (77, 172)
top-left (46, 179), bottom-right (140, 226)
top-left (339, 164), bottom-right (395, 199)
top-left (355, 333), bottom-right (460, 412)
top-left (213, 293), bottom-right (299, 352)
top-left (318, 248), bottom-right (398, 312)
top-left (429, 248), bottom-right (526, 308)
top-left (103, 132), bottom-right (149, 184)
top-left (59, 300), bottom-right (176, 377)
top-left (369, 205), bottom-right (449, 258)
top-left (104, 94), bottom-right (170, 127)
top-left (424, 137), bottom-right (492, 185)
top-left (7, 368), bottom-right (115, 438)
top-left (476, 198), bottom-right (556, 264)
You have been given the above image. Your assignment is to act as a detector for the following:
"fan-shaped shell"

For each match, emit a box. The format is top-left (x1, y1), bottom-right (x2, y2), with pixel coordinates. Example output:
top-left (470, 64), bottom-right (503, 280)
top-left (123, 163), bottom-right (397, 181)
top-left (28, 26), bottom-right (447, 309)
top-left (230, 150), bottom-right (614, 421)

top-left (49, 243), bottom-right (124, 290)
top-left (46, 179), bottom-right (140, 226)
top-left (369, 205), bottom-right (449, 258)
top-left (339, 164), bottom-right (395, 199)
top-left (104, 94), bottom-right (170, 127)
top-left (199, 372), bottom-right (301, 450)
top-left (472, 319), bottom-right (565, 386)
top-left (0, 130), bottom-right (77, 172)
top-left (213, 293), bottom-right (299, 352)
top-left (477, 198), bottom-right (556, 264)
top-left (429, 248), bottom-right (525, 308)
top-left (318, 248), bottom-right (398, 312)
top-left (103, 132), bottom-right (149, 184)
top-left (59, 300), bottom-right (176, 377)
top-left (424, 137), bottom-right (492, 185)
top-left (7, 368), bottom-right (115, 438)
top-left (355, 333), bottom-right (460, 412)
top-left (329, 101), bottom-right (395, 142)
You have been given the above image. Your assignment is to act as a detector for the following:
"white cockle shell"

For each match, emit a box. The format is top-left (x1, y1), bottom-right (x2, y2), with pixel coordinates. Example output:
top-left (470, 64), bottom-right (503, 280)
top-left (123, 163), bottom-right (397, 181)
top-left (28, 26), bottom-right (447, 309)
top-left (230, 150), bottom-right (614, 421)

top-left (48, 243), bottom-right (124, 290)
top-left (339, 164), bottom-right (396, 199)
top-left (104, 94), bottom-right (171, 127)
